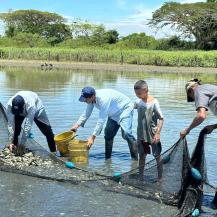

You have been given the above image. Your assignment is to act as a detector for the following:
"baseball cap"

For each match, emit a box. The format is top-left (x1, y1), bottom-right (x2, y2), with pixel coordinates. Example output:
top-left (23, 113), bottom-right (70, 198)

top-left (11, 95), bottom-right (25, 115)
top-left (185, 78), bottom-right (201, 102)
top-left (79, 87), bottom-right (96, 102)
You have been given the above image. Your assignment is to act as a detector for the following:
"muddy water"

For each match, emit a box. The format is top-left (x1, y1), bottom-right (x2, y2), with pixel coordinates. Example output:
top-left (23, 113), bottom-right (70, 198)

top-left (0, 67), bottom-right (217, 216)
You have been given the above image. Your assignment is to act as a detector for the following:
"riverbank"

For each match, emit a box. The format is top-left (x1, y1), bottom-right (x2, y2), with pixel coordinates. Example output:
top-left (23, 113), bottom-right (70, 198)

top-left (1, 47), bottom-right (217, 68)
top-left (1, 59), bottom-right (217, 74)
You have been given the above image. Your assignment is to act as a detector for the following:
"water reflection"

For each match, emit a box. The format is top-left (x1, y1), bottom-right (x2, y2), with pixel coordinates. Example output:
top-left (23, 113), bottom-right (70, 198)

top-left (120, 71), bottom-right (217, 84)
top-left (0, 67), bottom-right (217, 184)
top-left (2, 67), bottom-right (119, 92)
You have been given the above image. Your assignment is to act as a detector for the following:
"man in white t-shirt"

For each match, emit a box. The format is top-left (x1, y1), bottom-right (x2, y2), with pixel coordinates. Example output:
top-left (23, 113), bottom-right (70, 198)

top-left (71, 86), bottom-right (138, 160)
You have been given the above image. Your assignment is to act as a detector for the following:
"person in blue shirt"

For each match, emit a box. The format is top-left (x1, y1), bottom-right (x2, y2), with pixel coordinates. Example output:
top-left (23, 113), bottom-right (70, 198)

top-left (71, 86), bottom-right (138, 160)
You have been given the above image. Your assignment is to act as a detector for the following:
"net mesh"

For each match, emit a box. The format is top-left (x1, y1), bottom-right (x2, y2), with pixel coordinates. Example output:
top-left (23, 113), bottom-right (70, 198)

top-left (120, 138), bottom-right (188, 205)
top-left (0, 103), bottom-right (212, 216)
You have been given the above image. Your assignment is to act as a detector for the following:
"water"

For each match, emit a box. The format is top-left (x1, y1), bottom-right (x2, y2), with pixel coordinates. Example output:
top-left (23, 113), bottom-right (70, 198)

top-left (0, 66), bottom-right (217, 216)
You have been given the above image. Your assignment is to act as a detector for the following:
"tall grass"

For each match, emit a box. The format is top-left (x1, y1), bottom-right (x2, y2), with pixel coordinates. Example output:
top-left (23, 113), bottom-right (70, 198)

top-left (1, 47), bottom-right (217, 67)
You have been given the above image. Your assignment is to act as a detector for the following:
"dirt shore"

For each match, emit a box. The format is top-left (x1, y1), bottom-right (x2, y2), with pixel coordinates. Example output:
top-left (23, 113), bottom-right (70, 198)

top-left (1, 59), bottom-right (217, 73)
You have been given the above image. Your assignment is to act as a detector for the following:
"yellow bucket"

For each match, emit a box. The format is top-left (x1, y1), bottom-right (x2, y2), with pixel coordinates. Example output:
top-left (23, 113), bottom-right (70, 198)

top-left (54, 131), bottom-right (75, 156)
top-left (68, 139), bottom-right (88, 164)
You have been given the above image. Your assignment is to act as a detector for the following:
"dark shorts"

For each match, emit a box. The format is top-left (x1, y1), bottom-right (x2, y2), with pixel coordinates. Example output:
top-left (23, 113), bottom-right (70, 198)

top-left (138, 140), bottom-right (162, 158)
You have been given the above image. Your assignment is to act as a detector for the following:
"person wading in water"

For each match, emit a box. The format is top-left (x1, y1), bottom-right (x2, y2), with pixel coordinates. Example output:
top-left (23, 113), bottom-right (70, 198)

top-left (134, 80), bottom-right (164, 181)
top-left (180, 78), bottom-right (217, 209)
top-left (71, 87), bottom-right (138, 160)
top-left (6, 91), bottom-right (56, 154)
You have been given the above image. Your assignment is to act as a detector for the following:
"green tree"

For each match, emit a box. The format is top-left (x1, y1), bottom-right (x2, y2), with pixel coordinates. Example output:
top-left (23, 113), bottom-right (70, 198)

top-left (71, 20), bottom-right (119, 46)
top-left (103, 30), bottom-right (119, 44)
top-left (5, 25), bottom-right (15, 37)
top-left (13, 32), bottom-right (49, 47)
top-left (149, 2), bottom-right (217, 50)
top-left (0, 10), bottom-right (71, 45)
top-left (155, 36), bottom-right (194, 50)
top-left (117, 33), bottom-right (156, 49)
top-left (90, 25), bottom-right (106, 45)
top-left (44, 23), bottom-right (71, 45)
top-left (71, 19), bottom-right (94, 37)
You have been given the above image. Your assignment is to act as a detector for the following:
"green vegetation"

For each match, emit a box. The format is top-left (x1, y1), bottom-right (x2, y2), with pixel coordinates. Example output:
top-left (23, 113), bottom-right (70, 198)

top-left (0, 10), bottom-right (70, 46)
top-left (0, 8), bottom-right (213, 50)
top-left (1, 47), bottom-right (217, 67)
top-left (0, 2), bottom-right (217, 68)
top-left (149, 2), bottom-right (217, 50)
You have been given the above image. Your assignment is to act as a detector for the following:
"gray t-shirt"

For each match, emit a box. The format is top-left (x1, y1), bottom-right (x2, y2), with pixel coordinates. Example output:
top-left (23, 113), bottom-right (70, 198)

top-left (135, 99), bottom-right (163, 143)
top-left (194, 84), bottom-right (217, 116)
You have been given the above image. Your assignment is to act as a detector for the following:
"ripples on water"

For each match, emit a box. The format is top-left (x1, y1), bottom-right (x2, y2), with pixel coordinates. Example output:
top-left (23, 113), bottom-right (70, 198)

top-left (0, 67), bottom-right (217, 184)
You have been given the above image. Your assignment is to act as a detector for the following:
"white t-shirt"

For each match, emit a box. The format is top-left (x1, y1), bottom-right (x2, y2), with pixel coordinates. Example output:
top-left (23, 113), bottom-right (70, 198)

top-left (77, 89), bottom-right (134, 136)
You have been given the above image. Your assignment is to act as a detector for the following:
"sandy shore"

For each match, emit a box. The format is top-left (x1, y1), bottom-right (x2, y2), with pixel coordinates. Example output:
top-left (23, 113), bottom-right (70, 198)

top-left (1, 59), bottom-right (217, 73)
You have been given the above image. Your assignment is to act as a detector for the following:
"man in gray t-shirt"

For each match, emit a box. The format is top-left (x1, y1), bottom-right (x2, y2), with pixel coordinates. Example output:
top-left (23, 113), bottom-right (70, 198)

top-left (180, 78), bottom-right (217, 208)
top-left (180, 79), bottom-right (217, 137)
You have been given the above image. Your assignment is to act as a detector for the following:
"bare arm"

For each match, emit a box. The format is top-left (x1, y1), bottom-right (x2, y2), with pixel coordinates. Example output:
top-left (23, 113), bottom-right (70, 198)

top-left (70, 104), bottom-right (94, 131)
top-left (180, 107), bottom-right (207, 138)
top-left (153, 118), bottom-right (164, 144)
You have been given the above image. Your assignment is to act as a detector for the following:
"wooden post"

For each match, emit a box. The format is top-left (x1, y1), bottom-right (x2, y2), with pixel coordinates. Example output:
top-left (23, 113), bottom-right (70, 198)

top-left (120, 52), bottom-right (124, 65)
top-left (56, 54), bottom-right (60, 62)
top-left (215, 57), bottom-right (217, 68)
top-left (76, 54), bottom-right (79, 62)
top-left (48, 51), bottom-right (51, 61)
top-left (106, 54), bottom-right (108, 64)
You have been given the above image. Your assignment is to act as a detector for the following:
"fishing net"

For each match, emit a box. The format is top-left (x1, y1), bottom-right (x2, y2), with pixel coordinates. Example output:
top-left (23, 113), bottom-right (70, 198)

top-left (176, 129), bottom-right (207, 216)
top-left (0, 103), bottom-right (109, 183)
top-left (0, 103), bottom-right (213, 216)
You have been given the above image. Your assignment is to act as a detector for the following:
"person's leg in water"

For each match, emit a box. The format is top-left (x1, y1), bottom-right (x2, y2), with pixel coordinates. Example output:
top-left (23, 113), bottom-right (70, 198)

top-left (120, 112), bottom-right (138, 160)
top-left (211, 191), bottom-right (217, 209)
top-left (138, 140), bottom-right (150, 181)
top-left (104, 118), bottom-right (120, 159)
top-left (152, 142), bottom-right (163, 181)
top-left (139, 153), bottom-right (146, 181)
top-left (34, 110), bottom-right (56, 152)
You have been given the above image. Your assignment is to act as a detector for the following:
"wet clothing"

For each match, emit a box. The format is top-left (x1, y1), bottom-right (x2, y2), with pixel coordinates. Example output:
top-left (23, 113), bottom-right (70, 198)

top-left (137, 140), bottom-right (162, 157)
top-left (194, 84), bottom-right (217, 116)
top-left (104, 114), bottom-right (138, 159)
top-left (6, 91), bottom-right (56, 152)
top-left (135, 98), bottom-right (163, 156)
top-left (77, 89), bottom-right (137, 159)
top-left (13, 114), bottom-right (56, 152)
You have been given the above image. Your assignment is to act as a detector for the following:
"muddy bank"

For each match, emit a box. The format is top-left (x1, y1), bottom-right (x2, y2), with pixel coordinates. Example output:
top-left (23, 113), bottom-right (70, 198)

top-left (0, 171), bottom-right (177, 217)
top-left (1, 59), bottom-right (217, 74)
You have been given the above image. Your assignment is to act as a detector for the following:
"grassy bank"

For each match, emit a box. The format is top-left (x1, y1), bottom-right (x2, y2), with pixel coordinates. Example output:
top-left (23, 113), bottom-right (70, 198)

top-left (1, 47), bottom-right (217, 68)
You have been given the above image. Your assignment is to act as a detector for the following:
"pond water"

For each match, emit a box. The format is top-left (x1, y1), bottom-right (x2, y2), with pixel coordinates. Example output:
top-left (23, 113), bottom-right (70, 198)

top-left (0, 66), bottom-right (217, 216)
